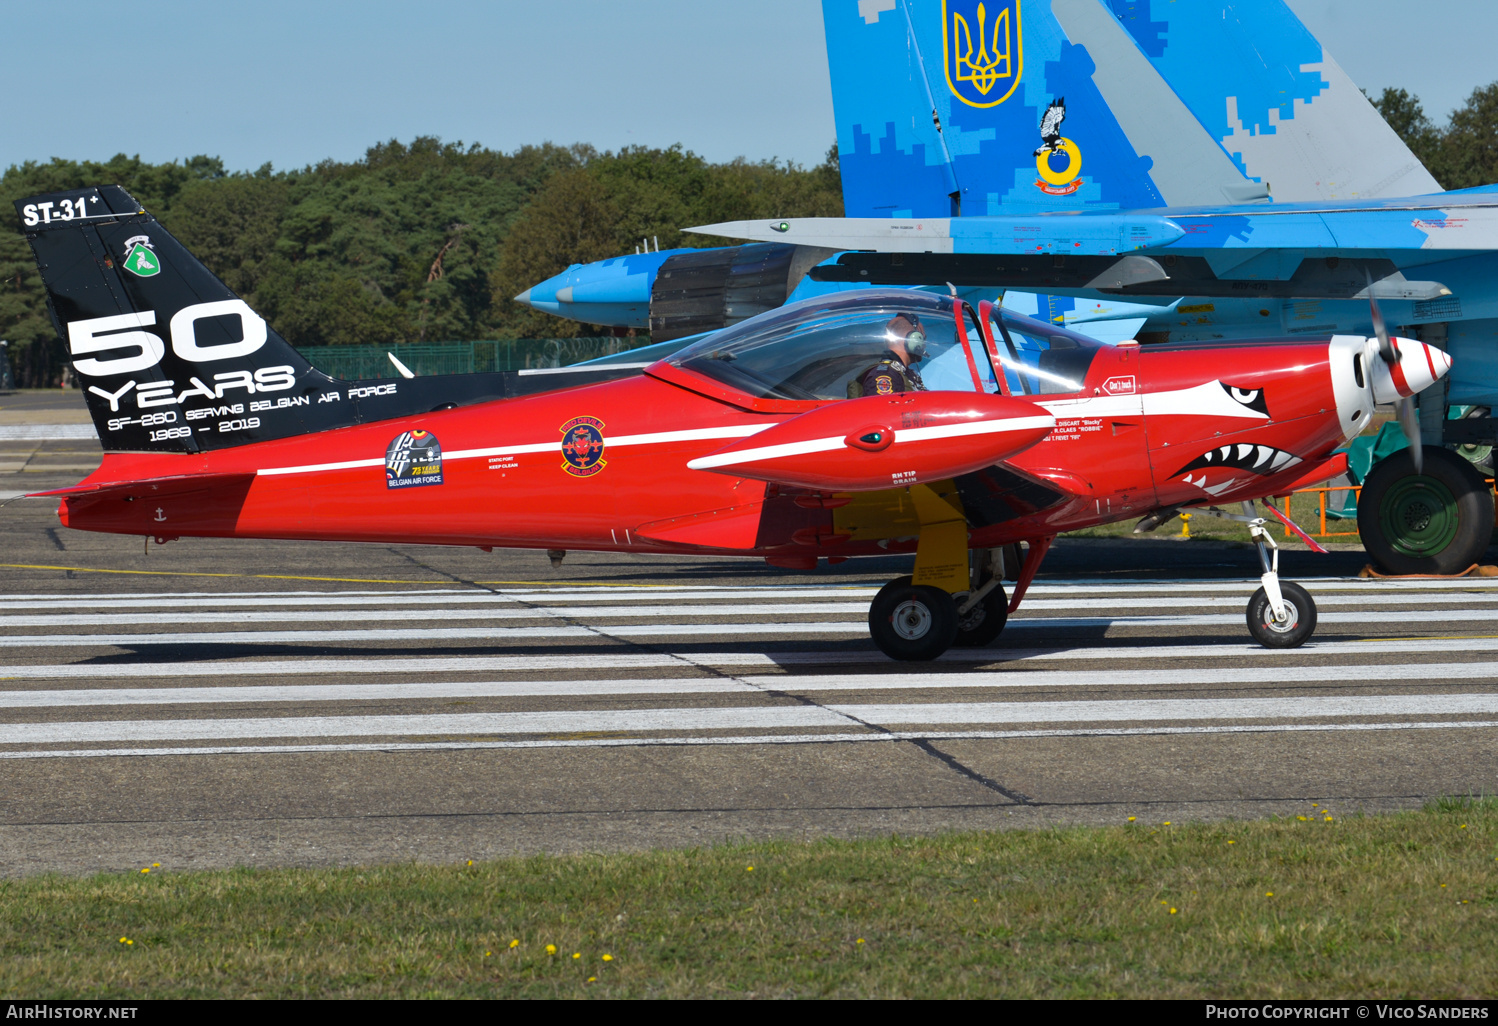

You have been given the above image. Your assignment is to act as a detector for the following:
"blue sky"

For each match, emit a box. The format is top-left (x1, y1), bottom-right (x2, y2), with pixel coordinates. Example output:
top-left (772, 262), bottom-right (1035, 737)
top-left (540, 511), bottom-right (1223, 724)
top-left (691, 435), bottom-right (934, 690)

top-left (0, 1), bottom-right (1491, 174)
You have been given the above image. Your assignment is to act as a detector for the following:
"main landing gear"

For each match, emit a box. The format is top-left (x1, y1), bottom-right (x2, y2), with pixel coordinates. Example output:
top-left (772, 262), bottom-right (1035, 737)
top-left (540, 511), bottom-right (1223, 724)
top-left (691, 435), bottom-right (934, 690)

top-left (869, 578), bottom-right (958, 661)
top-left (1191, 500), bottom-right (1319, 649)
top-left (869, 536), bottom-right (1052, 662)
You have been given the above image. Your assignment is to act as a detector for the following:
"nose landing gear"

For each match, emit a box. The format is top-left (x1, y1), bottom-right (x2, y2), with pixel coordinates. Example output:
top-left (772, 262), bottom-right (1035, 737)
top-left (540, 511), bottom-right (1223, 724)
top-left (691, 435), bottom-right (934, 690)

top-left (1242, 499), bottom-right (1318, 648)
top-left (1191, 500), bottom-right (1320, 649)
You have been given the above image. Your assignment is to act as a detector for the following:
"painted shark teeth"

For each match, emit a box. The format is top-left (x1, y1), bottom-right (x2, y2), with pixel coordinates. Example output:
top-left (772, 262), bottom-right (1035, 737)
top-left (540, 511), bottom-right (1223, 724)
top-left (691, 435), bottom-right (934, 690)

top-left (1174, 444), bottom-right (1303, 478)
top-left (1180, 473), bottom-right (1241, 497)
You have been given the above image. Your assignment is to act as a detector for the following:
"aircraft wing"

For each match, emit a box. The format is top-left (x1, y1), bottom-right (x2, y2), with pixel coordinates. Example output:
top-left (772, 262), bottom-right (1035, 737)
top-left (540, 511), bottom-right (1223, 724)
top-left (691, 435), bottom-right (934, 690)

top-left (689, 191), bottom-right (1498, 300)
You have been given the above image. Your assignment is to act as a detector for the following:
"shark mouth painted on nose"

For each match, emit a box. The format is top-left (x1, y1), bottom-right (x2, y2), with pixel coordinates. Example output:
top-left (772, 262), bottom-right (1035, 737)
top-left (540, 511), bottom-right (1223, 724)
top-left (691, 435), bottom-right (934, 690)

top-left (1175, 444), bottom-right (1302, 478)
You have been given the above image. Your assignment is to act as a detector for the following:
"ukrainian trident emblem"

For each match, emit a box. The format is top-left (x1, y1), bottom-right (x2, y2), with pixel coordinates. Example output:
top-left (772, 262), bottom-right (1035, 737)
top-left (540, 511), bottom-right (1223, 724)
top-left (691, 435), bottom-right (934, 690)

top-left (943, 0), bottom-right (1023, 109)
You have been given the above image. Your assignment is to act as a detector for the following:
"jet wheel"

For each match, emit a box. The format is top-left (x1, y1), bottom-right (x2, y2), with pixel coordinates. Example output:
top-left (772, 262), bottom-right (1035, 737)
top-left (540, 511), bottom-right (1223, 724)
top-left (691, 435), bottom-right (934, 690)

top-left (1357, 448), bottom-right (1494, 575)
top-left (1245, 581), bottom-right (1317, 649)
top-left (869, 577), bottom-right (958, 661)
top-left (953, 579), bottom-right (1008, 648)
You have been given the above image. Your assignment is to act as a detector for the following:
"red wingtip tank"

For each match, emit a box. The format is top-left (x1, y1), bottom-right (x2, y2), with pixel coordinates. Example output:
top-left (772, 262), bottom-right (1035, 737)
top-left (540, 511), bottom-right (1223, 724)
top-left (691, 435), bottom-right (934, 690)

top-left (687, 391), bottom-right (1054, 491)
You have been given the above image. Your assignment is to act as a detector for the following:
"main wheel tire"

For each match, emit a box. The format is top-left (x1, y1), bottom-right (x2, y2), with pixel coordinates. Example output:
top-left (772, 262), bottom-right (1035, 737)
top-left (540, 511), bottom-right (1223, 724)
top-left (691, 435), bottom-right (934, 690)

top-left (953, 579), bottom-right (1008, 647)
top-left (869, 577), bottom-right (959, 661)
top-left (1246, 581), bottom-right (1317, 649)
top-left (1357, 447), bottom-right (1494, 575)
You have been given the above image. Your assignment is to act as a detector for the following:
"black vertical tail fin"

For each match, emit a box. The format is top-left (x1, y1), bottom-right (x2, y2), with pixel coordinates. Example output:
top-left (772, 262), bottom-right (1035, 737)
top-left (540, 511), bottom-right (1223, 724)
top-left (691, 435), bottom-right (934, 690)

top-left (16, 185), bottom-right (358, 452)
top-left (17, 185), bottom-right (642, 452)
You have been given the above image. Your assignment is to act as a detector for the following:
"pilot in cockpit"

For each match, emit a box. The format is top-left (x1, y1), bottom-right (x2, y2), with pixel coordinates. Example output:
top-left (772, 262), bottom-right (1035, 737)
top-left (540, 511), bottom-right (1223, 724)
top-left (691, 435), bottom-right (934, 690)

top-left (847, 314), bottom-right (929, 398)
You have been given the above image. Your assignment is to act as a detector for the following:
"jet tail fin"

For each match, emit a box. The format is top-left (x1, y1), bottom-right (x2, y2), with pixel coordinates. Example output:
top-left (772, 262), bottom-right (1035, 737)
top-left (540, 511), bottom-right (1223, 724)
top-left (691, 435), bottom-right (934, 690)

top-left (822, 0), bottom-right (1439, 219)
top-left (15, 186), bottom-right (540, 454)
top-left (17, 186), bottom-right (354, 454)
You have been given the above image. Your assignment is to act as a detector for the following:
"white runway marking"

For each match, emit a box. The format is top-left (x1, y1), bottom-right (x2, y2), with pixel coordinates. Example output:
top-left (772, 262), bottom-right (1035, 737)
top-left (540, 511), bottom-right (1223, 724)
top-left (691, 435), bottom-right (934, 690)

top-left (6, 590), bottom-right (1498, 627)
top-left (835, 693), bottom-right (1498, 726)
top-left (7, 719), bottom-right (1498, 760)
top-left (6, 608), bottom-right (1498, 647)
top-left (0, 679), bottom-right (755, 706)
top-left (0, 706), bottom-right (850, 744)
top-left (3, 577), bottom-right (1494, 610)
top-left (0, 624), bottom-right (867, 646)
top-left (0, 425), bottom-right (97, 441)
top-left (758, 663), bottom-right (1498, 691)
top-left (5, 693), bottom-right (1497, 747)
top-left (1026, 579), bottom-right (1498, 593)
top-left (8, 636), bottom-right (1498, 680)
top-left (0, 602), bottom-right (873, 627)
top-left (1014, 593), bottom-right (1498, 610)
top-left (5, 660), bottom-right (1497, 707)
top-left (0, 654), bottom-right (696, 680)
top-left (0, 589), bottom-right (878, 610)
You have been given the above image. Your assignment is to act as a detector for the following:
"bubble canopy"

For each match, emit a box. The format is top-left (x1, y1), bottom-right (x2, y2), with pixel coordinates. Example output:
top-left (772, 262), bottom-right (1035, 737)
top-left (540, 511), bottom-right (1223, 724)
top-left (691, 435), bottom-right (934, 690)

top-left (665, 288), bottom-right (1110, 403)
top-left (667, 289), bottom-right (998, 402)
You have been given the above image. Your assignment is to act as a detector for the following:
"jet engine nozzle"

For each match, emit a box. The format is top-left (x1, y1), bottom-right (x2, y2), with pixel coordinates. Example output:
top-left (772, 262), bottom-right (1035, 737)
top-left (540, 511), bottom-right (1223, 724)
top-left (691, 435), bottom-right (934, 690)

top-left (1368, 336), bottom-right (1452, 404)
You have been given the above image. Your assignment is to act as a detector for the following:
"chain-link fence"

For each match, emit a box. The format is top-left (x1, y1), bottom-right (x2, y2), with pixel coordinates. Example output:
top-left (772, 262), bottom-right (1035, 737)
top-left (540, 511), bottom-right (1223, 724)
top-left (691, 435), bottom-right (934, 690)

top-left (294, 339), bottom-right (644, 379)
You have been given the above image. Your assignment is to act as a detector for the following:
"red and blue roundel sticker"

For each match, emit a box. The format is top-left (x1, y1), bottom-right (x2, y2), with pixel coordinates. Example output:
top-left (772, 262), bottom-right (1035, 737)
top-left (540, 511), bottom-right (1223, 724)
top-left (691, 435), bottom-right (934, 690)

top-left (560, 416), bottom-right (607, 477)
top-left (386, 428), bottom-right (443, 489)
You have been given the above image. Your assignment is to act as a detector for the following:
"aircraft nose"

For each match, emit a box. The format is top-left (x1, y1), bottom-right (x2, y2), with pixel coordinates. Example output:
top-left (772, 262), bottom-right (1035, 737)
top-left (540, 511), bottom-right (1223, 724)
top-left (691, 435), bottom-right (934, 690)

top-left (513, 252), bottom-right (669, 329)
top-left (1369, 336), bottom-right (1452, 404)
top-left (512, 266), bottom-right (573, 314)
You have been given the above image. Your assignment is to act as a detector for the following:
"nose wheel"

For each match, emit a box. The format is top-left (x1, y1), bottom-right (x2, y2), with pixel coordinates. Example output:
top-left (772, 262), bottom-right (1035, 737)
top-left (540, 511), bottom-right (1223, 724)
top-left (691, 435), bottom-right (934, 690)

top-left (1246, 580), bottom-right (1317, 648)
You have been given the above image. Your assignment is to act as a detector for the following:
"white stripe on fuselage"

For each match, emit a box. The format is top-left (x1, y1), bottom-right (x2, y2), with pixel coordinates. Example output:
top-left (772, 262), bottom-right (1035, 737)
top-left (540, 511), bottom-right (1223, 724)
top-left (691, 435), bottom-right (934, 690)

top-left (257, 424), bottom-right (771, 478)
top-left (1039, 380), bottom-right (1270, 421)
top-left (254, 380), bottom-right (1260, 479)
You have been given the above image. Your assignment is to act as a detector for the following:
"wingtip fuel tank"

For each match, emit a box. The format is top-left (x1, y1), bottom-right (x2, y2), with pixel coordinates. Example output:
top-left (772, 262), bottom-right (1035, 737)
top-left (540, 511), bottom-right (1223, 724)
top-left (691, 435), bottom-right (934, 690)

top-left (687, 392), bottom-right (1055, 492)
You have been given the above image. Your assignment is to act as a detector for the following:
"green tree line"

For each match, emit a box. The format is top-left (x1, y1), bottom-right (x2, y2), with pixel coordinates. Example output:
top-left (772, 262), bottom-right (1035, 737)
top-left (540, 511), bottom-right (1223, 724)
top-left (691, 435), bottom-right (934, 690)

top-left (0, 140), bottom-right (842, 387)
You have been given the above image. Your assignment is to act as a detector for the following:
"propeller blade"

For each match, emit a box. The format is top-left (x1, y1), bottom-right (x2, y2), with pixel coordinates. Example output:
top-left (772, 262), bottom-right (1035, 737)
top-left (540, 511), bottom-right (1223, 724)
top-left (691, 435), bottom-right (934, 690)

top-left (1366, 270), bottom-right (1397, 365)
top-left (1369, 273), bottom-right (1424, 472)
top-left (1396, 396), bottom-right (1423, 474)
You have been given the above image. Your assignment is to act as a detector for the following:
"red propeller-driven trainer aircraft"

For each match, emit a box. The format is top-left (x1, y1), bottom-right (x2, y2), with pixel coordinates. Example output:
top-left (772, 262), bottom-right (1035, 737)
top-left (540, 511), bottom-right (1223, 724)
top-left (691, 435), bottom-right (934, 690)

top-left (17, 187), bottom-right (1453, 658)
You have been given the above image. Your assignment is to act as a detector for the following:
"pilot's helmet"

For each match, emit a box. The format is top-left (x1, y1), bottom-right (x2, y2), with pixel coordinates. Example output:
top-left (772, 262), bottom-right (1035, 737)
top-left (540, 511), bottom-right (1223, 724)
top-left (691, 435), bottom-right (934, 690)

top-left (887, 314), bottom-right (928, 361)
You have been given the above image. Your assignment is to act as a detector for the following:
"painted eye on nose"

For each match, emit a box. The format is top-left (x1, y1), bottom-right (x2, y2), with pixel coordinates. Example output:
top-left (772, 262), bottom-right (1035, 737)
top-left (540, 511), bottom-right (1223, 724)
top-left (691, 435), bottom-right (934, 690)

top-left (1220, 382), bottom-right (1270, 416)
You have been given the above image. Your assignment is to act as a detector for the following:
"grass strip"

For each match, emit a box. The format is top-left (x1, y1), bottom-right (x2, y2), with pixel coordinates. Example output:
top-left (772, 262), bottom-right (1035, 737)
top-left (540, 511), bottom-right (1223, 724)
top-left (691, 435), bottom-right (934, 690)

top-left (3, 798), bottom-right (1495, 998)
